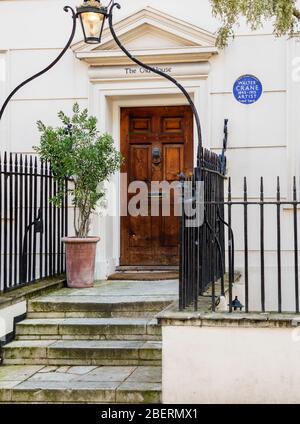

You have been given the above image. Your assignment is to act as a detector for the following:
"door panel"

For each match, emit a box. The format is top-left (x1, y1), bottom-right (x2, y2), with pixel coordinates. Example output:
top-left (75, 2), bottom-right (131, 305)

top-left (131, 118), bottom-right (152, 133)
top-left (120, 106), bottom-right (193, 266)
top-left (129, 145), bottom-right (151, 182)
top-left (128, 216), bottom-right (151, 247)
top-left (163, 145), bottom-right (184, 181)
top-left (161, 117), bottom-right (183, 133)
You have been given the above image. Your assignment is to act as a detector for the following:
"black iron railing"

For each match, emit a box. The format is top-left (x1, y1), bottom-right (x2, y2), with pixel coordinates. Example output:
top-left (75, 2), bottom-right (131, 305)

top-left (0, 152), bottom-right (68, 292)
top-left (179, 171), bottom-right (300, 314)
top-left (225, 176), bottom-right (300, 314)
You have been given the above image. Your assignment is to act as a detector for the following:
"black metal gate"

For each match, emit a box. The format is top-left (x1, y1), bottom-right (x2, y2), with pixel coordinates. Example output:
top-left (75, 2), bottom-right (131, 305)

top-left (179, 146), bottom-right (227, 310)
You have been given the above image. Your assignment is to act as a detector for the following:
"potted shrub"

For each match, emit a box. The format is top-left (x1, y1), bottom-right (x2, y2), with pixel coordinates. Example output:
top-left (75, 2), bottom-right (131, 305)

top-left (35, 103), bottom-right (122, 288)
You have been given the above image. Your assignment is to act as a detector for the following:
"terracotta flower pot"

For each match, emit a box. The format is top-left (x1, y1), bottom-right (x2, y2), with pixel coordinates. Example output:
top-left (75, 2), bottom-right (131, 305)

top-left (62, 237), bottom-right (100, 289)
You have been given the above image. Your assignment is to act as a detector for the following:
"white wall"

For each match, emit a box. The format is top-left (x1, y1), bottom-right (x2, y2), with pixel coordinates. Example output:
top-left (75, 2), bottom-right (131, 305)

top-left (0, 301), bottom-right (26, 340)
top-left (0, 0), bottom-right (290, 158)
top-left (0, 0), bottom-right (89, 152)
top-left (163, 324), bottom-right (300, 404)
top-left (0, 0), bottom-right (299, 283)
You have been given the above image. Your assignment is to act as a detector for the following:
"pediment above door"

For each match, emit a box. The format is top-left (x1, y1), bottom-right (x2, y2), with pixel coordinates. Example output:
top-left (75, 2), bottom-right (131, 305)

top-left (72, 7), bottom-right (218, 66)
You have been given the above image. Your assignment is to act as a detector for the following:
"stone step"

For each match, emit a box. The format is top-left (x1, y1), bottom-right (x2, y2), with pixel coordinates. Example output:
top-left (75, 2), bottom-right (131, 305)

top-left (27, 295), bottom-right (173, 318)
top-left (116, 265), bottom-right (178, 271)
top-left (15, 317), bottom-right (161, 340)
top-left (108, 272), bottom-right (179, 281)
top-left (0, 365), bottom-right (161, 403)
top-left (3, 340), bottom-right (162, 366)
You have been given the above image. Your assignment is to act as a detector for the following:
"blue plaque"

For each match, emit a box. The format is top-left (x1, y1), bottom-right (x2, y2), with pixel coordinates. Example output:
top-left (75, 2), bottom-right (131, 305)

top-left (233, 75), bottom-right (263, 105)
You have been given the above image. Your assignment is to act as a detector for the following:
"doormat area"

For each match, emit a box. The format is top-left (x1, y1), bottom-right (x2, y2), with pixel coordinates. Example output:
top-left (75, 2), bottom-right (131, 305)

top-left (108, 271), bottom-right (179, 281)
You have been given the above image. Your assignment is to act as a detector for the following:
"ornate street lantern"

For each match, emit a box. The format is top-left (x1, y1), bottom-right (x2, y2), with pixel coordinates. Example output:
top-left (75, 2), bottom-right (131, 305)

top-left (76, 0), bottom-right (108, 44)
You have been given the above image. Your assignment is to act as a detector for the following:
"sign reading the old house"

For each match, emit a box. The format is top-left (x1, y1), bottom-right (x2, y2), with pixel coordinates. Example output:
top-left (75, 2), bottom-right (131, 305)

top-left (124, 66), bottom-right (173, 76)
top-left (233, 75), bottom-right (263, 105)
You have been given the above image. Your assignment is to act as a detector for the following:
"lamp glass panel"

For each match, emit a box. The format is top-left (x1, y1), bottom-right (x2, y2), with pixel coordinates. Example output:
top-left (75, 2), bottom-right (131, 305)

top-left (81, 12), bottom-right (104, 40)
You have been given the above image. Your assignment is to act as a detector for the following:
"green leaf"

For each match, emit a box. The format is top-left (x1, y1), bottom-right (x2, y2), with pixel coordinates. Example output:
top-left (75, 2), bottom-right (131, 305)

top-left (210, 0), bottom-right (300, 48)
top-left (36, 120), bottom-right (46, 132)
top-left (73, 103), bottom-right (80, 114)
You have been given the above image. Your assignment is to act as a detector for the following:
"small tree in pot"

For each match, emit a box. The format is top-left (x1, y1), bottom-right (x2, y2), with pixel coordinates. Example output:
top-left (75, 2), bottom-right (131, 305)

top-left (35, 103), bottom-right (122, 288)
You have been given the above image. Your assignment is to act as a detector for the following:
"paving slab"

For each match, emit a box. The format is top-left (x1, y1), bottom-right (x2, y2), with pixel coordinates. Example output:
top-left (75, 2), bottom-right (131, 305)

top-left (4, 340), bottom-right (55, 348)
top-left (55, 366), bottom-right (71, 373)
top-left (28, 372), bottom-right (77, 382)
top-left (0, 380), bottom-right (23, 389)
top-left (75, 366), bottom-right (135, 382)
top-left (0, 365), bottom-right (44, 381)
top-left (39, 366), bottom-right (58, 373)
top-left (67, 366), bottom-right (98, 375)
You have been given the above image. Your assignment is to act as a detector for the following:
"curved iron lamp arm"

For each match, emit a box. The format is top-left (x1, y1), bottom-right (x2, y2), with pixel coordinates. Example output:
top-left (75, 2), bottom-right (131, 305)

top-left (108, 2), bottom-right (203, 170)
top-left (0, 6), bottom-right (77, 122)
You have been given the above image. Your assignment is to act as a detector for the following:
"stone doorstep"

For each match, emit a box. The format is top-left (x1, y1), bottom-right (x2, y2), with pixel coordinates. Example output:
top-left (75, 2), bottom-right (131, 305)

top-left (108, 272), bottom-right (179, 281)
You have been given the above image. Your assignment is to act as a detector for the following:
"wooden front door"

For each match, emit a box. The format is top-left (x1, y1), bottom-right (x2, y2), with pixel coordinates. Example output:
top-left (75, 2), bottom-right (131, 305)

top-left (120, 106), bottom-right (193, 265)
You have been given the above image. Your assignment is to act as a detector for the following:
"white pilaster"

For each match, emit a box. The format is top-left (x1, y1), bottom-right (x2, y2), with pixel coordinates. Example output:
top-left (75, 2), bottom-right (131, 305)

top-left (287, 35), bottom-right (300, 197)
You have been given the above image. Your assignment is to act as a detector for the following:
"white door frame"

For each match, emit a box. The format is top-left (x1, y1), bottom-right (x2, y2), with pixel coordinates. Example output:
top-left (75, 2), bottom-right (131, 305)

top-left (89, 75), bottom-right (210, 279)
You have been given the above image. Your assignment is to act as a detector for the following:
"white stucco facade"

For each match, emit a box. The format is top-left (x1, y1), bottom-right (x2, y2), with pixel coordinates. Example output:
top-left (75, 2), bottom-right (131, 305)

top-left (162, 322), bottom-right (300, 404)
top-left (1, 0), bottom-right (300, 290)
